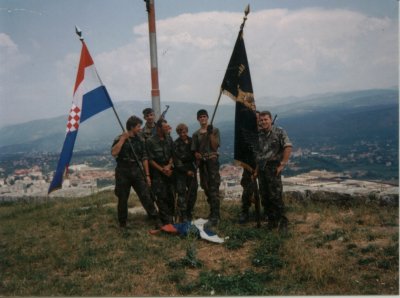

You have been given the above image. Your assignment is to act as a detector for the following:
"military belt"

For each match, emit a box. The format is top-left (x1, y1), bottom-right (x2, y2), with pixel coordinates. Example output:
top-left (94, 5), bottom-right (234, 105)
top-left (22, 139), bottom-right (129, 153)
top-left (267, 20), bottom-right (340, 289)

top-left (201, 152), bottom-right (218, 160)
top-left (260, 159), bottom-right (280, 171)
top-left (117, 159), bottom-right (139, 168)
top-left (180, 158), bottom-right (193, 163)
top-left (153, 159), bottom-right (170, 166)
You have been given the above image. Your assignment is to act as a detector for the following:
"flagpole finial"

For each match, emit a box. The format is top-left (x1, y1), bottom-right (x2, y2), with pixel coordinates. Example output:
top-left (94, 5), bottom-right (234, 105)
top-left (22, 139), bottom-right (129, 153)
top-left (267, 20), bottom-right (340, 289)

top-left (75, 25), bottom-right (84, 41)
top-left (244, 4), bottom-right (250, 16)
top-left (241, 4), bottom-right (250, 30)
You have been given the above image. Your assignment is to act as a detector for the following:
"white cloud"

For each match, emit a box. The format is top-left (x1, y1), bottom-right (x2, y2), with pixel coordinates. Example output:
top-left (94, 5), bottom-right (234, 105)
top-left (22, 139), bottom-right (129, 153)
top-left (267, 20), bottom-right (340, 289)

top-left (80, 8), bottom-right (397, 106)
top-left (4, 7), bottom-right (395, 127)
top-left (0, 33), bottom-right (32, 125)
top-left (245, 9), bottom-right (397, 98)
top-left (0, 33), bottom-right (30, 75)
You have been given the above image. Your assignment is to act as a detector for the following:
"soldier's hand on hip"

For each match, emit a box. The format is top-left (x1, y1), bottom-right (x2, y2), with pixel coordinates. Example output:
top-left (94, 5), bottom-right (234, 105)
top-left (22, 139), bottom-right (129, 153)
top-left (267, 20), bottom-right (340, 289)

top-left (276, 163), bottom-right (285, 176)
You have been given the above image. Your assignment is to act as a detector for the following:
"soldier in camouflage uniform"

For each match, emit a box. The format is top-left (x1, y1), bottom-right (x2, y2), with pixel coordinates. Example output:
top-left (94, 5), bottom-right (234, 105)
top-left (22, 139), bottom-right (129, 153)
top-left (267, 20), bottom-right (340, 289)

top-left (256, 111), bottom-right (292, 232)
top-left (146, 119), bottom-right (176, 225)
top-left (141, 108), bottom-right (157, 140)
top-left (111, 115), bottom-right (160, 228)
top-left (173, 123), bottom-right (198, 222)
top-left (191, 109), bottom-right (221, 226)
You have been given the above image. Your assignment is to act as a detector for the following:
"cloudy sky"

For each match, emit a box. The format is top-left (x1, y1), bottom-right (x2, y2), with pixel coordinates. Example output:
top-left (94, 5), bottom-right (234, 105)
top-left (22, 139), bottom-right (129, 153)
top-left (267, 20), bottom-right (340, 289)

top-left (0, 0), bottom-right (398, 128)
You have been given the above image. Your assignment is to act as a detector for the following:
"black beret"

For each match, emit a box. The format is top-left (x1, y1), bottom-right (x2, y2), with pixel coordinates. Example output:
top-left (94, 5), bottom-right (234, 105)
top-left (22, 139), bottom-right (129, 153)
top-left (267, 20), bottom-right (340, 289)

top-left (197, 109), bottom-right (208, 118)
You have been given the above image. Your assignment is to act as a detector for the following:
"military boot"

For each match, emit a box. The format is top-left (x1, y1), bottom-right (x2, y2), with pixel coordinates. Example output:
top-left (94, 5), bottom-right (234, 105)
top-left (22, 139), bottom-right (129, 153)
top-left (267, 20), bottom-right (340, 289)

top-left (208, 207), bottom-right (220, 227)
top-left (239, 210), bottom-right (249, 224)
top-left (150, 215), bottom-right (163, 229)
top-left (266, 218), bottom-right (278, 230)
top-left (204, 217), bottom-right (219, 229)
top-left (180, 213), bottom-right (189, 223)
top-left (186, 211), bottom-right (193, 222)
top-left (278, 217), bottom-right (288, 235)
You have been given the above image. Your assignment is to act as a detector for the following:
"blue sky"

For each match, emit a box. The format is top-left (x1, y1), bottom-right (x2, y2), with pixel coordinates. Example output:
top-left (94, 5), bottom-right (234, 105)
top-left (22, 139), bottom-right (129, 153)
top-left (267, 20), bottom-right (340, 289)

top-left (0, 0), bottom-right (398, 127)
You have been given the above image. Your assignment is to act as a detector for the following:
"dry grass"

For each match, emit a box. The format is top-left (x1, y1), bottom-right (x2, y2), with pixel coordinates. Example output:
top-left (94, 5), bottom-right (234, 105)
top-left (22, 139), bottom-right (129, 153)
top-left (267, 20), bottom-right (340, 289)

top-left (0, 191), bottom-right (398, 296)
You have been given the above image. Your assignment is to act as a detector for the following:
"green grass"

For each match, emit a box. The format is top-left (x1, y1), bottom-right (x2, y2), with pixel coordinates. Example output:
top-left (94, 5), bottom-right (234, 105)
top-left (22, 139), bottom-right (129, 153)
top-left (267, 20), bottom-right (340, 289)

top-left (0, 191), bottom-right (398, 296)
top-left (177, 269), bottom-right (272, 296)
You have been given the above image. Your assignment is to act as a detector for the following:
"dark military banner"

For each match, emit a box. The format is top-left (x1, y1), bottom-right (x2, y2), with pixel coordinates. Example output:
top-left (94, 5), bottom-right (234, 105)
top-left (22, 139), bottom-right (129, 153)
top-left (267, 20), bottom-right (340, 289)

top-left (221, 29), bottom-right (258, 171)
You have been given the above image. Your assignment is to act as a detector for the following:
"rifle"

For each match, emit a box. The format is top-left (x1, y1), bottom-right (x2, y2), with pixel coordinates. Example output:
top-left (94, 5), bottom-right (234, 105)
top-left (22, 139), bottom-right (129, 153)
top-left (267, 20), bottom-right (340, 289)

top-left (183, 162), bottom-right (198, 221)
top-left (153, 105), bottom-right (171, 144)
top-left (272, 114), bottom-right (277, 125)
top-left (157, 105), bottom-right (170, 125)
top-left (125, 138), bottom-right (158, 205)
top-left (109, 101), bottom-right (158, 207)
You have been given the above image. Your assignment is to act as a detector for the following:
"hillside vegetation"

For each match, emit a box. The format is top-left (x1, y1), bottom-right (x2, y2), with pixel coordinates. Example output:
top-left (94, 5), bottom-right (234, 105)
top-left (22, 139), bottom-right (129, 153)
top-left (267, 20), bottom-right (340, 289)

top-left (0, 88), bottom-right (397, 153)
top-left (0, 191), bottom-right (398, 296)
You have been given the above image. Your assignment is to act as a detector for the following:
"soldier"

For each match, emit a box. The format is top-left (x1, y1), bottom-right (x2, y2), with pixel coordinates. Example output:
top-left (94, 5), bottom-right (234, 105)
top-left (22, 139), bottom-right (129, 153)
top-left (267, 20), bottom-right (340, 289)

top-left (111, 115), bottom-right (160, 228)
top-left (141, 108), bottom-right (157, 140)
top-left (146, 119), bottom-right (176, 225)
top-left (173, 123), bottom-right (198, 222)
top-left (255, 111), bottom-right (292, 232)
top-left (239, 110), bottom-right (261, 223)
top-left (191, 109), bottom-right (221, 226)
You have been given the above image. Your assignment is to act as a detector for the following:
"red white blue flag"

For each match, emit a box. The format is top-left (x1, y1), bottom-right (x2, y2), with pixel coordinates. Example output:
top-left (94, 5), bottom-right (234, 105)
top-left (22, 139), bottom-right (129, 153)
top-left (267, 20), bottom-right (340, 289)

top-left (48, 41), bottom-right (113, 194)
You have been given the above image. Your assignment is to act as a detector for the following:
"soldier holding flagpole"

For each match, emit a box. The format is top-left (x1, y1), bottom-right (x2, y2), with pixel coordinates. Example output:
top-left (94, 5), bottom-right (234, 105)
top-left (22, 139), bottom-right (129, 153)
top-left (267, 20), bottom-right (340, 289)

top-left (191, 109), bottom-right (221, 227)
top-left (111, 116), bottom-right (161, 228)
top-left (219, 5), bottom-right (264, 228)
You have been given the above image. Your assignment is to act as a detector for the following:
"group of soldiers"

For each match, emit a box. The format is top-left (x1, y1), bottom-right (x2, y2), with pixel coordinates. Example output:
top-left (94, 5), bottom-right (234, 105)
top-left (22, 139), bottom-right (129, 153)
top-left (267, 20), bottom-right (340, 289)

top-left (111, 107), bottom-right (292, 232)
top-left (111, 108), bottom-right (221, 228)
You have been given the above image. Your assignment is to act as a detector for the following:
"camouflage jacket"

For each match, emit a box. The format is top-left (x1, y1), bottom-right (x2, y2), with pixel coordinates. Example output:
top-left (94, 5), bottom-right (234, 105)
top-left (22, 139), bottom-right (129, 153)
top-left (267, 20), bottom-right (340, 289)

top-left (112, 135), bottom-right (148, 165)
top-left (256, 126), bottom-right (292, 170)
top-left (191, 128), bottom-right (220, 156)
top-left (140, 123), bottom-right (157, 140)
top-left (146, 134), bottom-right (174, 166)
top-left (173, 137), bottom-right (196, 173)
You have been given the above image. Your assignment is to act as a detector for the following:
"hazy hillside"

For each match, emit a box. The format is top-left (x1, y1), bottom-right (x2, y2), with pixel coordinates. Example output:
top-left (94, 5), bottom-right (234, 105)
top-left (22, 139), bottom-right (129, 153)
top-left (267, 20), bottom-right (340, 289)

top-left (0, 88), bottom-right (397, 154)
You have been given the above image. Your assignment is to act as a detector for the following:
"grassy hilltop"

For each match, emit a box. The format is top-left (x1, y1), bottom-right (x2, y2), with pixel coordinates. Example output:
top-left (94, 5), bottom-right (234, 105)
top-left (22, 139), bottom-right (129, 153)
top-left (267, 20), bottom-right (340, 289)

top-left (0, 191), bottom-right (398, 296)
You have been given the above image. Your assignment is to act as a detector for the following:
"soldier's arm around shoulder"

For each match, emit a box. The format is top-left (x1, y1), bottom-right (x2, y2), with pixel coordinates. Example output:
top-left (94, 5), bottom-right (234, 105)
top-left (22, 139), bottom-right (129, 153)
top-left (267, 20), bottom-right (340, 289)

top-left (137, 132), bottom-right (146, 142)
top-left (145, 137), bottom-right (154, 160)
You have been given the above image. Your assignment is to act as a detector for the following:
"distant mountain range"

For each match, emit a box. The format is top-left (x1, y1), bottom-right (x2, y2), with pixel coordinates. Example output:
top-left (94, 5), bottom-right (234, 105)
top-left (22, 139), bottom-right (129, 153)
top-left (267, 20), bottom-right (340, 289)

top-left (0, 88), bottom-right (398, 155)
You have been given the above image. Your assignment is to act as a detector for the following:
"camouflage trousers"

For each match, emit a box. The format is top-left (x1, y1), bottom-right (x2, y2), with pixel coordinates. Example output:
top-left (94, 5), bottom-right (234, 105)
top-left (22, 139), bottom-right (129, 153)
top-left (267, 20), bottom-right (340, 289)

top-left (151, 171), bottom-right (175, 225)
top-left (175, 172), bottom-right (198, 221)
top-left (258, 162), bottom-right (287, 224)
top-left (114, 166), bottom-right (158, 225)
top-left (199, 158), bottom-right (221, 220)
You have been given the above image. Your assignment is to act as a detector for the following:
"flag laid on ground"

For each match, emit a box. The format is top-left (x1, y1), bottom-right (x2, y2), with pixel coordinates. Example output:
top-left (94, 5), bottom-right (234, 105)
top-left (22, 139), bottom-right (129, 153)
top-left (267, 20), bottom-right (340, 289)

top-left (149, 218), bottom-right (225, 244)
top-left (221, 23), bottom-right (258, 171)
top-left (48, 41), bottom-right (114, 194)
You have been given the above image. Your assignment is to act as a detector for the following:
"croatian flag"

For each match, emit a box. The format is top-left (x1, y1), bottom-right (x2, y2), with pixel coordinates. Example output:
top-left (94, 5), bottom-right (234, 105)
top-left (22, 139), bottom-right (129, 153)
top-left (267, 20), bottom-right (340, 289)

top-left (48, 41), bottom-right (114, 194)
